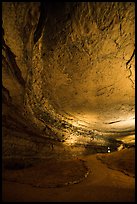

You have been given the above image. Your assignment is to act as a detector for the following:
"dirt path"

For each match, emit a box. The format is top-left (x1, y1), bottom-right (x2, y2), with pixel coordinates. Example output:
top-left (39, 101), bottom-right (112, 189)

top-left (2, 153), bottom-right (135, 202)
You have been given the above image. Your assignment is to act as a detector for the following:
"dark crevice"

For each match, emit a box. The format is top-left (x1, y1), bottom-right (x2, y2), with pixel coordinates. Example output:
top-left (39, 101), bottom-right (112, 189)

top-left (2, 85), bottom-right (12, 105)
top-left (126, 49), bottom-right (135, 67)
top-left (125, 49), bottom-right (135, 86)
top-left (3, 38), bottom-right (26, 87)
top-left (34, 2), bottom-right (47, 44)
top-left (101, 19), bottom-right (114, 31)
top-left (104, 120), bottom-right (123, 124)
top-left (126, 64), bottom-right (134, 86)
top-left (104, 117), bottom-right (135, 125)
top-left (97, 84), bottom-right (114, 93)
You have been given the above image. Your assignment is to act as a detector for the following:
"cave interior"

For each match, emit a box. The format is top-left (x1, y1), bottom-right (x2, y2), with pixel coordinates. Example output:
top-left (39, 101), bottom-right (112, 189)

top-left (2, 2), bottom-right (135, 202)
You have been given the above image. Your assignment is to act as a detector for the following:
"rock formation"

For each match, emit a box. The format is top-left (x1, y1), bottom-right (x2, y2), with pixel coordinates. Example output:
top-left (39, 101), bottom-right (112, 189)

top-left (2, 2), bottom-right (135, 160)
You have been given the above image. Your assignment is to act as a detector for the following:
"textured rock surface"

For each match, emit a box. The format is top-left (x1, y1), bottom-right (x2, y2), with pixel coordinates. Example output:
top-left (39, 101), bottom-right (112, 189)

top-left (2, 2), bottom-right (135, 159)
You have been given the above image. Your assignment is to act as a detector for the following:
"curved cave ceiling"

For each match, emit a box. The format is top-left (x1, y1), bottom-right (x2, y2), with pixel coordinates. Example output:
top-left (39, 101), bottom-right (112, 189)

top-left (2, 2), bottom-right (135, 146)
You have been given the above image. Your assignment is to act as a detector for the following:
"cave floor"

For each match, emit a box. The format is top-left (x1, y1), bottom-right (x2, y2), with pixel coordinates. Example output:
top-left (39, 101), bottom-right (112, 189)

top-left (2, 148), bottom-right (135, 202)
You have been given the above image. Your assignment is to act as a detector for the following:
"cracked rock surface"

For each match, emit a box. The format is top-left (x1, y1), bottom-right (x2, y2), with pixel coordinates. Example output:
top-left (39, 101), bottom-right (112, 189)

top-left (2, 2), bottom-right (135, 159)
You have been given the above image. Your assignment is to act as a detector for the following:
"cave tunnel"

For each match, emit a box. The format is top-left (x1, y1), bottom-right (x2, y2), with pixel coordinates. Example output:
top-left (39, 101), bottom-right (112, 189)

top-left (2, 2), bottom-right (135, 202)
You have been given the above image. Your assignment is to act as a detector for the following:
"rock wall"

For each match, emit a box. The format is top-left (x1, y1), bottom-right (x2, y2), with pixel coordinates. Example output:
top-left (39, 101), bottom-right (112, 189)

top-left (2, 2), bottom-right (135, 159)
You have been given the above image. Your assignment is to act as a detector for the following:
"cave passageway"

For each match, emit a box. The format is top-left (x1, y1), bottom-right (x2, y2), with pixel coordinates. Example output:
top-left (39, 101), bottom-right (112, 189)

top-left (2, 2), bottom-right (135, 202)
top-left (2, 1), bottom-right (135, 164)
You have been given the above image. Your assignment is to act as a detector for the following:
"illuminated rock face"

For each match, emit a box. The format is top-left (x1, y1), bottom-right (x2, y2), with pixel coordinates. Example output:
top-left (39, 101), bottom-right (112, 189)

top-left (2, 2), bottom-right (135, 155)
